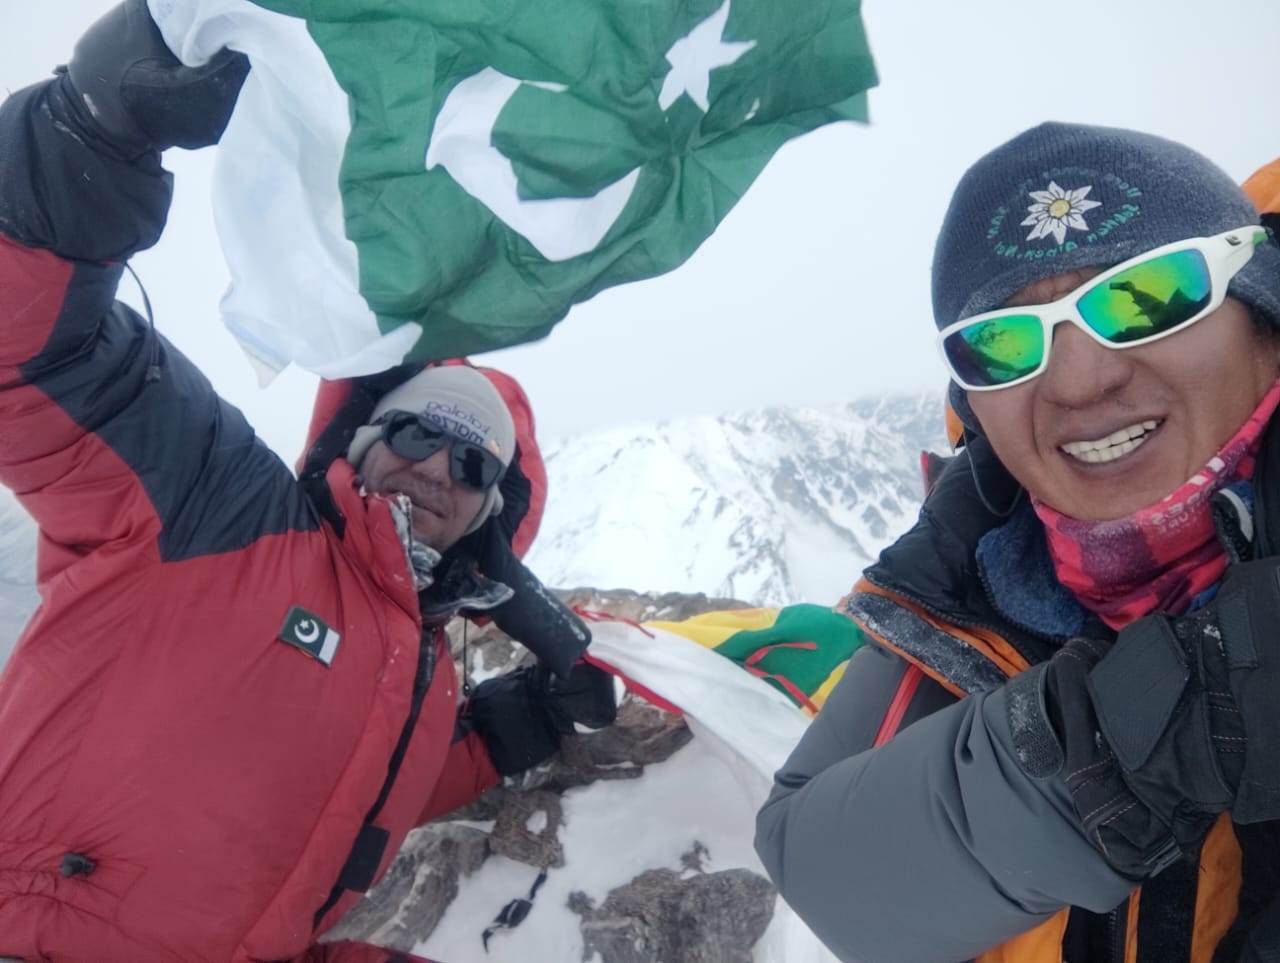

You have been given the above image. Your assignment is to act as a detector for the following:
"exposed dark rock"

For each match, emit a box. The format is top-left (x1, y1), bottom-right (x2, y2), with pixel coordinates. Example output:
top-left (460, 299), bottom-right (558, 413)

top-left (673, 870), bottom-right (777, 962)
top-left (570, 862), bottom-right (776, 963)
top-left (489, 789), bottom-right (564, 868)
top-left (445, 618), bottom-right (523, 676)
top-left (535, 698), bottom-right (694, 782)
top-left (327, 588), bottom-right (758, 956)
top-left (561, 588), bottom-right (750, 623)
top-left (680, 840), bottom-right (710, 874)
top-left (322, 823), bottom-right (489, 950)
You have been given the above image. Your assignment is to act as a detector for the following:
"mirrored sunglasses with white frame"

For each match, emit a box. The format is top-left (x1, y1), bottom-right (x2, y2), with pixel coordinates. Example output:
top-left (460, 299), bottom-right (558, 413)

top-left (937, 226), bottom-right (1268, 392)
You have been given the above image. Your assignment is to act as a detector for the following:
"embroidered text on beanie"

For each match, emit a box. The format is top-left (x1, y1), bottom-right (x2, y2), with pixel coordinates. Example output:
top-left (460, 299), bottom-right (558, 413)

top-left (347, 366), bottom-right (516, 533)
top-left (931, 121), bottom-right (1280, 333)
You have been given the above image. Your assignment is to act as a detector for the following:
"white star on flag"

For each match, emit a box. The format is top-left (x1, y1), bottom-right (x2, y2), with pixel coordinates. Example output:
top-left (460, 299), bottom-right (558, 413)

top-left (151, 0), bottom-right (874, 377)
top-left (657, 0), bottom-right (757, 112)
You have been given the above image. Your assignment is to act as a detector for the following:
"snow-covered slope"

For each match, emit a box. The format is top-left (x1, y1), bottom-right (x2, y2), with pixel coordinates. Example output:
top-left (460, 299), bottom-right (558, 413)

top-left (526, 393), bottom-right (946, 606)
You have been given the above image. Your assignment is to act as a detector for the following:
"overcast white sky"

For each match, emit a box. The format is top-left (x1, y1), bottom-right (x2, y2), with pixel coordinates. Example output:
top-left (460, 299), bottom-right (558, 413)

top-left (6, 1), bottom-right (1280, 465)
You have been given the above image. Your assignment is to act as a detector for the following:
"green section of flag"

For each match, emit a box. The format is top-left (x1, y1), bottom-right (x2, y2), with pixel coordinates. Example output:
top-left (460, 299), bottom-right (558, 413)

top-left (250, 0), bottom-right (875, 362)
top-left (278, 605), bottom-right (342, 667)
top-left (714, 603), bottom-right (865, 701)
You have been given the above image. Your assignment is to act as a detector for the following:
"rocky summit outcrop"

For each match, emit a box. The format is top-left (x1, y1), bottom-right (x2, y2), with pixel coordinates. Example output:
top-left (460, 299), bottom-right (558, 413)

top-left (323, 588), bottom-right (780, 962)
top-left (571, 864), bottom-right (776, 963)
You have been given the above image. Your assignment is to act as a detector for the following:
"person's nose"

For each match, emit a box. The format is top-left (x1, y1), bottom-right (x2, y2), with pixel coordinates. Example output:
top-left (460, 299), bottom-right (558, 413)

top-left (1036, 319), bottom-right (1132, 408)
top-left (409, 444), bottom-right (453, 484)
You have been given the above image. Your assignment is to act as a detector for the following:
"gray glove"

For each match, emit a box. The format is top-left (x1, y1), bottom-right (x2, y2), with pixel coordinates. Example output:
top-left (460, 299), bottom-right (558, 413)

top-left (65, 0), bottom-right (249, 155)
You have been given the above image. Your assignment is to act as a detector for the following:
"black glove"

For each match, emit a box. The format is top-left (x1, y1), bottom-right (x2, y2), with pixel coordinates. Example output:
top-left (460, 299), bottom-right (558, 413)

top-left (463, 517), bottom-right (591, 679)
top-left (541, 660), bottom-right (619, 732)
top-left (467, 661), bottom-right (619, 777)
top-left (1090, 559), bottom-right (1280, 827)
top-left (1005, 634), bottom-right (1194, 879)
top-left (65, 0), bottom-right (249, 155)
top-left (1007, 558), bottom-right (1280, 879)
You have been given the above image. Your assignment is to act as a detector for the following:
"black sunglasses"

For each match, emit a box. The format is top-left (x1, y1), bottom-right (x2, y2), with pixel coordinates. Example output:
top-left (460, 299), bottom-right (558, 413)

top-left (375, 410), bottom-right (506, 492)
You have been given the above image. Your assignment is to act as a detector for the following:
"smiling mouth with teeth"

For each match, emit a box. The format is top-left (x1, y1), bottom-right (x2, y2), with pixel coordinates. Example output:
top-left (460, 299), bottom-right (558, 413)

top-left (1060, 420), bottom-right (1161, 464)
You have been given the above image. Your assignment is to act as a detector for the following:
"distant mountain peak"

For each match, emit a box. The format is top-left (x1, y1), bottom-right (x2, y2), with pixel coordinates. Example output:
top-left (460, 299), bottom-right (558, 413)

top-left (528, 393), bottom-right (947, 608)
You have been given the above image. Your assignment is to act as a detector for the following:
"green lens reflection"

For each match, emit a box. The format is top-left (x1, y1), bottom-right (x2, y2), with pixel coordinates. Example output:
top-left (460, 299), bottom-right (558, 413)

top-left (944, 314), bottom-right (1044, 387)
top-left (1077, 249), bottom-right (1211, 343)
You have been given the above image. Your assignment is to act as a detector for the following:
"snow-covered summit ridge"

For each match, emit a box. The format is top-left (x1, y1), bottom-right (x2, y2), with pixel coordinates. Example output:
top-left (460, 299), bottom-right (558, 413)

top-left (526, 392), bottom-right (947, 607)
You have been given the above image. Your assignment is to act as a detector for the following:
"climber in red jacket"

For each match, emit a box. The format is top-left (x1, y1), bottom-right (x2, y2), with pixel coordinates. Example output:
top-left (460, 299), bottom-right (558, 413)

top-left (0, 3), bottom-right (614, 961)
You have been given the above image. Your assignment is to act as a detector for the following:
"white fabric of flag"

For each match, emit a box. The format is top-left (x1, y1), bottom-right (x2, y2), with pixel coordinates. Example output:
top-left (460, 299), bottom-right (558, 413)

top-left (150, 0), bottom-right (876, 382)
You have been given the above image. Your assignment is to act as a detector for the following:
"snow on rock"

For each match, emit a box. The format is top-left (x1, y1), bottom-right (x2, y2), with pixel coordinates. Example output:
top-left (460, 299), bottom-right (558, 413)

top-left (328, 589), bottom-right (841, 963)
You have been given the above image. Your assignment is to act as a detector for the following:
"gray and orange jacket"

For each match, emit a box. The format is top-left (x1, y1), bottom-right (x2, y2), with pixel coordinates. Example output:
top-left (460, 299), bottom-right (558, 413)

top-left (0, 76), bottom-right (566, 962)
top-left (753, 427), bottom-right (1280, 962)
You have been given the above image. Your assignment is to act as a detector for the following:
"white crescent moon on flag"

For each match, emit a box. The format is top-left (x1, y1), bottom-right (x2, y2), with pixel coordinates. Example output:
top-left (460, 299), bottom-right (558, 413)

top-left (295, 619), bottom-right (321, 644)
top-left (425, 67), bottom-right (641, 262)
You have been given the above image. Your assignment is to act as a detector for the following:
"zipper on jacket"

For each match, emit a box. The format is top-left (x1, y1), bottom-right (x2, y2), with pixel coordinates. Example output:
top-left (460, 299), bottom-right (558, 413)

top-left (1105, 901), bottom-right (1126, 963)
top-left (873, 567), bottom-right (1059, 645)
top-left (311, 625), bottom-right (439, 929)
top-left (861, 568), bottom-right (1064, 672)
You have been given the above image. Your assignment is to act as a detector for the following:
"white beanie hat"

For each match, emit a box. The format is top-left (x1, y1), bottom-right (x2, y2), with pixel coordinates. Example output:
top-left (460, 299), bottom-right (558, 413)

top-left (347, 366), bottom-right (516, 534)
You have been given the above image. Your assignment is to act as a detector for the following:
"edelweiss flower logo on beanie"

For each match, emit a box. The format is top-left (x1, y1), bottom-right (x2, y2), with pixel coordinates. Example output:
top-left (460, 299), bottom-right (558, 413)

top-left (1021, 181), bottom-right (1102, 245)
top-left (932, 121), bottom-right (1280, 333)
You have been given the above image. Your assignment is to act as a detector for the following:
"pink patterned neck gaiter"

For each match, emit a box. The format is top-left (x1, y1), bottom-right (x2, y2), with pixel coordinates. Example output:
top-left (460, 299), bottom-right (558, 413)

top-left (1033, 381), bottom-right (1280, 630)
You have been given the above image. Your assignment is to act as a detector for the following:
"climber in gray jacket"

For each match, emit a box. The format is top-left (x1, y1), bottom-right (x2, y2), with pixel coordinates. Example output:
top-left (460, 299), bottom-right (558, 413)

top-left (757, 122), bottom-right (1280, 963)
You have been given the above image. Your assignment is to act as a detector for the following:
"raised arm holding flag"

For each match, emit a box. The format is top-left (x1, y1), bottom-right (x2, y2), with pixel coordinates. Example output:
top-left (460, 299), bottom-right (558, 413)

top-left (0, 0), bottom-right (879, 957)
top-left (0, 4), bottom-right (620, 959)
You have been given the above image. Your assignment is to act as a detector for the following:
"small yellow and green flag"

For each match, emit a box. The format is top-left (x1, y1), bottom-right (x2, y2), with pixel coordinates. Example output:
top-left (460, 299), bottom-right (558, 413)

top-left (650, 603), bottom-right (865, 715)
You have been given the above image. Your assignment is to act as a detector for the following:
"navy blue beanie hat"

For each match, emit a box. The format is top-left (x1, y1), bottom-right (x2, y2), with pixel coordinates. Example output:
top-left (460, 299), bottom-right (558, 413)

top-left (934, 121), bottom-right (1280, 433)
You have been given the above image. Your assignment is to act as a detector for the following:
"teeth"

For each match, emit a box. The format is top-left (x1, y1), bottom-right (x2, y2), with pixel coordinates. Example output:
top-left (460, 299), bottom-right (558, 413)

top-left (1061, 420), bottom-right (1160, 464)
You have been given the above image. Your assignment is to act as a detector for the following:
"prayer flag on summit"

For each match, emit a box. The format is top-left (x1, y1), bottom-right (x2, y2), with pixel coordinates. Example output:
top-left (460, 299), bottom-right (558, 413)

top-left (151, 0), bottom-right (877, 381)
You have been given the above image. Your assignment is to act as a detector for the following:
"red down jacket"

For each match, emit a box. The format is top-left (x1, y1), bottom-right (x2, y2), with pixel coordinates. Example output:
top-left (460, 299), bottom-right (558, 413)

top-left (0, 80), bottom-right (513, 961)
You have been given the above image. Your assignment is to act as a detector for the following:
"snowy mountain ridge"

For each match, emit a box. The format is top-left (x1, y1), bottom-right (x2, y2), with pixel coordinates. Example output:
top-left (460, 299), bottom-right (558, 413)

top-left (526, 393), bottom-right (946, 608)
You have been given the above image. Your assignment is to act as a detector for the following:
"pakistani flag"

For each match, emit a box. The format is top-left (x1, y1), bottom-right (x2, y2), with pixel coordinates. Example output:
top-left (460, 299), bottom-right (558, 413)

top-left (152, 0), bottom-right (877, 381)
